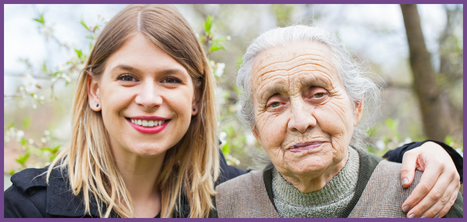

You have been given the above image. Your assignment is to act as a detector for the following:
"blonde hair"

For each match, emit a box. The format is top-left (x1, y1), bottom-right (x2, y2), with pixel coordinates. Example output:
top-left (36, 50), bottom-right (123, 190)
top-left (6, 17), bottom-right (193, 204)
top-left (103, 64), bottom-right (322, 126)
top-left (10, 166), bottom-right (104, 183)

top-left (47, 4), bottom-right (219, 218)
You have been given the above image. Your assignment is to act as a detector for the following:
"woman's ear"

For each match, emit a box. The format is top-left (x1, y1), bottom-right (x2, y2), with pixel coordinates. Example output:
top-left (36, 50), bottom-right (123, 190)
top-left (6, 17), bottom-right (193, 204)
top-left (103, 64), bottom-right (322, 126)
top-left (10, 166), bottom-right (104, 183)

top-left (353, 99), bottom-right (364, 126)
top-left (192, 100), bottom-right (199, 115)
top-left (88, 75), bottom-right (101, 112)
top-left (192, 81), bottom-right (202, 116)
top-left (251, 125), bottom-right (263, 147)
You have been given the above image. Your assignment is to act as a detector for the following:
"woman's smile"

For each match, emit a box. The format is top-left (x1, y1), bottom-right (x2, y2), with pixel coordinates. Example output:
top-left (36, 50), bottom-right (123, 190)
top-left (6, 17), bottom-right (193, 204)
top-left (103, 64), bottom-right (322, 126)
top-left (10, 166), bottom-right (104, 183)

top-left (126, 117), bottom-right (171, 134)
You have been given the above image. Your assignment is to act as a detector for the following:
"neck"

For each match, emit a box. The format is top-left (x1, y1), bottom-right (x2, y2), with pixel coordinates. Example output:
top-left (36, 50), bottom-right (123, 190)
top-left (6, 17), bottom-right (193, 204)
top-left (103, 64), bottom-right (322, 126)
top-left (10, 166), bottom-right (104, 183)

top-left (113, 150), bottom-right (167, 218)
top-left (281, 152), bottom-right (349, 193)
top-left (272, 147), bottom-right (360, 218)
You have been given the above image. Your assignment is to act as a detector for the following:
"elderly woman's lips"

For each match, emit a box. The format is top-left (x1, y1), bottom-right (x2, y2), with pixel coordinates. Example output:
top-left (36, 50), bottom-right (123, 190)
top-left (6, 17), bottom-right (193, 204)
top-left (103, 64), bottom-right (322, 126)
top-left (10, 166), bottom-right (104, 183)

top-left (288, 142), bottom-right (324, 153)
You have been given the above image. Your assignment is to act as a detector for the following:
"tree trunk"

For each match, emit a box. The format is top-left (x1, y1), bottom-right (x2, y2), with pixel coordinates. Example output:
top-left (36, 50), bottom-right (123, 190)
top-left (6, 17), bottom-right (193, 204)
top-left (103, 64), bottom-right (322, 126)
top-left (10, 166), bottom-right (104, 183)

top-left (400, 4), bottom-right (449, 141)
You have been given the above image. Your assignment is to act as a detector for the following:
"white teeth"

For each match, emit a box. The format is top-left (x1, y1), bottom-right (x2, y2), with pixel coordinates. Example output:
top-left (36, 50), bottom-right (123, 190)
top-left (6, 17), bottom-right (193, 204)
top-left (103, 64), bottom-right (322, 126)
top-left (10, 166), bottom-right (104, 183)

top-left (131, 119), bottom-right (165, 127)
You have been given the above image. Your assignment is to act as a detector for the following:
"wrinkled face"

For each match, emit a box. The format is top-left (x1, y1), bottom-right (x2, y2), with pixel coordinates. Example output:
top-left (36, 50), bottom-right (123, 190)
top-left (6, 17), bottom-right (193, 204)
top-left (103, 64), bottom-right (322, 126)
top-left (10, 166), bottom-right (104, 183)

top-left (88, 33), bottom-right (198, 159)
top-left (251, 41), bottom-right (363, 180)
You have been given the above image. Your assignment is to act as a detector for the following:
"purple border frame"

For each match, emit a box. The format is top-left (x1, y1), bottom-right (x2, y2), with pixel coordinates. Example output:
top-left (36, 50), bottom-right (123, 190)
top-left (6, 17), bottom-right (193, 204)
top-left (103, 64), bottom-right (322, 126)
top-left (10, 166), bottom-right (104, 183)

top-left (2, 1), bottom-right (465, 221)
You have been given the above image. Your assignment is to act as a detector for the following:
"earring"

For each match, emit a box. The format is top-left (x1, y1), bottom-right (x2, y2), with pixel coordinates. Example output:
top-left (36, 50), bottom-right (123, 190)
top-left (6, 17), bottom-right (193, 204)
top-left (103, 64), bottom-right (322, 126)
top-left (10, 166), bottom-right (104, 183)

top-left (96, 104), bottom-right (99, 108)
top-left (193, 108), bottom-right (195, 111)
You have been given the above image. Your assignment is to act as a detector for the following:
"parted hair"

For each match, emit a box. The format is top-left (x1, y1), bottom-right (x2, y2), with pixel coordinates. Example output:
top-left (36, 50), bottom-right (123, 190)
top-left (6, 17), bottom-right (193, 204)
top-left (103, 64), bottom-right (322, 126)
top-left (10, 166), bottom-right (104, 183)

top-left (47, 4), bottom-right (219, 218)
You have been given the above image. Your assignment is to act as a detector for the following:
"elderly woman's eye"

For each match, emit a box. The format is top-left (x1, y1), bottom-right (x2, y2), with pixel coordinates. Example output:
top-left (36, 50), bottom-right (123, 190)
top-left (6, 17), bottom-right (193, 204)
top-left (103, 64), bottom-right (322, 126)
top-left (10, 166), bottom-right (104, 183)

top-left (314, 92), bottom-right (325, 98)
top-left (117, 74), bottom-right (137, 82)
top-left (269, 102), bottom-right (281, 108)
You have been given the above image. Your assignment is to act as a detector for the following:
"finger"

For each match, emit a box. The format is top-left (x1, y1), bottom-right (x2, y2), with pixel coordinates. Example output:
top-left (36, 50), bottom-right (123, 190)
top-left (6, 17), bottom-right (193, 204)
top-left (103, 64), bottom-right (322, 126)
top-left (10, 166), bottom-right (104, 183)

top-left (401, 163), bottom-right (442, 214)
top-left (400, 150), bottom-right (419, 188)
top-left (433, 183), bottom-right (461, 218)
top-left (418, 176), bottom-right (458, 218)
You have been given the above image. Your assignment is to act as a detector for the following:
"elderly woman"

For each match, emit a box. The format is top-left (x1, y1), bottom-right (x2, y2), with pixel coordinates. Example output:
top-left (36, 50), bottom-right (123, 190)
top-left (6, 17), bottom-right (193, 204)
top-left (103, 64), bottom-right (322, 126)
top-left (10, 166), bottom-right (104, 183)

top-left (213, 25), bottom-right (463, 218)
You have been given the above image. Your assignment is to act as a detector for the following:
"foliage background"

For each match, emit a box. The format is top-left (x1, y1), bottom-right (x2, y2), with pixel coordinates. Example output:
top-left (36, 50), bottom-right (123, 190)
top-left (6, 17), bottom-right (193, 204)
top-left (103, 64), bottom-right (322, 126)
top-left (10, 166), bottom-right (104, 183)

top-left (3, 4), bottom-right (463, 189)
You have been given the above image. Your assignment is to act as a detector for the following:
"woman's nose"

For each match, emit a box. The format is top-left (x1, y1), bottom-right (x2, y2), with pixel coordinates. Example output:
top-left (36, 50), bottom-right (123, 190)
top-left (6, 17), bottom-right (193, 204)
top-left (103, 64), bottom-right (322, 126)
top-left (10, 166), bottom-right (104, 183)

top-left (287, 100), bottom-right (316, 133)
top-left (135, 82), bottom-right (162, 110)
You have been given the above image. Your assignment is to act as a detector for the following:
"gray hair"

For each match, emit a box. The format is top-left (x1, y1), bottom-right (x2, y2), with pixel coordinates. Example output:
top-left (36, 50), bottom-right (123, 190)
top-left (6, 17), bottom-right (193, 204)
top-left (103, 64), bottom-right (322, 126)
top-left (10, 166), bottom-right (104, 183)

top-left (237, 25), bottom-right (381, 163)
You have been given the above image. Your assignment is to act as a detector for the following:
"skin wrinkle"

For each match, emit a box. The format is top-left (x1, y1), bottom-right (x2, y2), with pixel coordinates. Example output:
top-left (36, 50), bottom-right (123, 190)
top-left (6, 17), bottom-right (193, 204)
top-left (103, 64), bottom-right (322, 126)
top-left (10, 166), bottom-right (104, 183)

top-left (254, 60), bottom-right (335, 97)
top-left (254, 49), bottom-right (334, 75)
top-left (251, 41), bottom-right (363, 193)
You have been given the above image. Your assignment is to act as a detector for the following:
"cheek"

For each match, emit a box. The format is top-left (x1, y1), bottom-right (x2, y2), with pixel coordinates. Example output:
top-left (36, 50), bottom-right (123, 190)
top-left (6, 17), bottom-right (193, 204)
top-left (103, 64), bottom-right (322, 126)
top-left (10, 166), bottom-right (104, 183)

top-left (316, 100), bottom-right (355, 144)
top-left (163, 87), bottom-right (195, 123)
top-left (101, 86), bottom-right (131, 114)
top-left (255, 113), bottom-right (288, 148)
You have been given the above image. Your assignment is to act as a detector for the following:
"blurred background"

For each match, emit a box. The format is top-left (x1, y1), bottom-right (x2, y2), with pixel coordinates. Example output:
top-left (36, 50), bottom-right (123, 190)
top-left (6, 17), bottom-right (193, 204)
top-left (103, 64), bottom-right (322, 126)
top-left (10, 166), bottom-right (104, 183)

top-left (3, 4), bottom-right (463, 189)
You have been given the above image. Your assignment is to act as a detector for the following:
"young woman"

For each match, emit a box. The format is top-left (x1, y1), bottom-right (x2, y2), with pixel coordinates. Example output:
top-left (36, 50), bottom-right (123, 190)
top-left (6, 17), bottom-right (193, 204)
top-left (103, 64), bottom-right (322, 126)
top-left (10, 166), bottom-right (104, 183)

top-left (4, 4), bottom-right (462, 218)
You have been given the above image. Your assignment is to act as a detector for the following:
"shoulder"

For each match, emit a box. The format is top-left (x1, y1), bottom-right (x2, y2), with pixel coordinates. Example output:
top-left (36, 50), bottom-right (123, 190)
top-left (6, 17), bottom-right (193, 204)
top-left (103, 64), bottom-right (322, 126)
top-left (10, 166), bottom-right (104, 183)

top-left (215, 151), bottom-right (247, 186)
top-left (350, 160), bottom-right (421, 217)
top-left (216, 169), bottom-right (264, 195)
top-left (4, 165), bottom-right (96, 218)
top-left (4, 166), bottom-right (51, 217)
top-left (215, 167), bottom-right (279, 218)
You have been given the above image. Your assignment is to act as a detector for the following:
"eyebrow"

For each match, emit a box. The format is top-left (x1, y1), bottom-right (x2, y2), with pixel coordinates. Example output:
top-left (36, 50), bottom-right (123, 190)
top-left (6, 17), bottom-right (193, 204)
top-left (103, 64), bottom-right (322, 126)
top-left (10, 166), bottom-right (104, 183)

top-left (258, 74), bottom-right (333, 102)
top-left (111, 64), bottom-right (138, 73)
top-left (111, 64), bottom-right (186, 75)
top-left (260, 83), bottom-right (288, 102)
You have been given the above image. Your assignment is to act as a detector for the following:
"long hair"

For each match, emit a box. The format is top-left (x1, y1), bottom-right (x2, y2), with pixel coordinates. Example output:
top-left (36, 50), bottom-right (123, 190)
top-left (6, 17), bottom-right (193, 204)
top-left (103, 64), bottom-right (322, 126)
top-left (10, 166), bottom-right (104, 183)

top-left (47, 4), bottom-right (219, 218)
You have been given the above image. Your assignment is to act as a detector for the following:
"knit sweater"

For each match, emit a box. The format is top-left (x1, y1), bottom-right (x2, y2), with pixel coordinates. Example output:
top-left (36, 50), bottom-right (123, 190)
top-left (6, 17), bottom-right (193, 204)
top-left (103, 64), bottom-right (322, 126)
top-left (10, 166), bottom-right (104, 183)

top-left (272, 147), bottom-right (360, 218)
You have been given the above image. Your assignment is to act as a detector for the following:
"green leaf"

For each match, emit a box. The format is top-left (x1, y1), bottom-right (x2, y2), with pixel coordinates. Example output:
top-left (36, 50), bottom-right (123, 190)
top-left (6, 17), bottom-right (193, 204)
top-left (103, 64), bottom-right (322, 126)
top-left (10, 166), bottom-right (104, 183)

top-left (222, 141), bottom-right (230, 154)
top-left (204, 16), bottom-right (213, 33)
top-left (8, 121), bottom-right (14, 129)
top-left (75, 49), bottom-right (83, 59)
top-left (33, 13), bottom-right (45, 25)
top-left (42, 61), bottom-right (48, 73)
top-left (235, 57), bottom-right (244, 70)
top-left (366, 127), bottom-right (377, 137)
top-left (9, 170), bottom-right (16, 176)
top-left (15, 152), bottom-right (30, 166)
top-left (444, 136), bottom-right (454, 146)
top-left (20, 138), bottom-right (28, 146)
top-left (85, 35), bottom-right (95, 40)
top-left (209, 44), bottom-right (225, 53)
top-left (42, 145), bottom-right (61, 153)
top-left (22, 116), bottom-right (32, 129)
top-left (213, 37), bottom-right (227, 43)
top-left (80, 17), bottom-right (89, 30)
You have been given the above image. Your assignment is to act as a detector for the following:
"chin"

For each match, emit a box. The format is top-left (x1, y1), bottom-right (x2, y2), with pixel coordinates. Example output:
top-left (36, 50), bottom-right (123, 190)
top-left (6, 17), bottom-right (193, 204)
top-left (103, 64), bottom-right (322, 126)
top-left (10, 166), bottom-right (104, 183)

top-left (132, 147), bottom-right (168, 157)
top-left (288, 158), bottom-right (331, 175)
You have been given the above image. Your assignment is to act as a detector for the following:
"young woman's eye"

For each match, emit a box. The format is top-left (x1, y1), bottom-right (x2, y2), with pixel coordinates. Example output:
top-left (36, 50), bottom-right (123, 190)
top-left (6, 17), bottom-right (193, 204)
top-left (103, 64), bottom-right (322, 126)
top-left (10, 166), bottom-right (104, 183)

top-left (162, 77), bottom-right (181, 84)
top-left (117, 74), bottom-right (137, 82)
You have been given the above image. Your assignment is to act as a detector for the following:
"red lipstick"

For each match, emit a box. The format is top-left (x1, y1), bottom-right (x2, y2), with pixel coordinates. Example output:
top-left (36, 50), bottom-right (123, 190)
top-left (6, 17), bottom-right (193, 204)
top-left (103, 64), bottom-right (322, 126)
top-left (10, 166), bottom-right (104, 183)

top-left (126, 117), bottom-right (170, 134)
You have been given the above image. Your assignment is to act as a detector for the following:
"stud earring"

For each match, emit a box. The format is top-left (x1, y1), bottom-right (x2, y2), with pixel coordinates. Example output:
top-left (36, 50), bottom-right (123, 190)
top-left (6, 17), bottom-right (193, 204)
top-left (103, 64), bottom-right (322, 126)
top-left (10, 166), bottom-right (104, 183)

top-left (96, 104), bottom-right (99, 108)
top-left (193, 108), bottom-right (195, 111)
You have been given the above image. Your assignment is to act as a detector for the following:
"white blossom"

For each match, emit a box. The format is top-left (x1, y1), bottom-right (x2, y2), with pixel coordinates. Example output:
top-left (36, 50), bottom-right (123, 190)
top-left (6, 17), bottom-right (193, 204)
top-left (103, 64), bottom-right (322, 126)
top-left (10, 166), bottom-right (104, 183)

top-left (375, 140), bottom-right (385, 150)
top-left (215, 63), bottom-right (225, 77)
